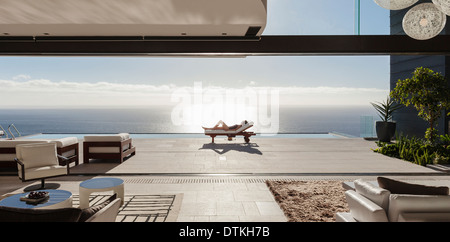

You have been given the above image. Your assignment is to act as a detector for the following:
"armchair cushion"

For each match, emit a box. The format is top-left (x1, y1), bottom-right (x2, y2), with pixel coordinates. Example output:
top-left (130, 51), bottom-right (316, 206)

top-left (377, 177), bottom-right (449, 195)
top-left (17, 143), bottom-right (59, 169)
top-left (19, 165), bottom-right (68, 180)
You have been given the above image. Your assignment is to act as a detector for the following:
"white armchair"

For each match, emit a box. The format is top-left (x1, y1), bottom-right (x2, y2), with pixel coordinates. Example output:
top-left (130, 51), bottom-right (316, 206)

top-left (337, 178), bottom-right (450, 222)
top-left (15, 143), bottom-right (70, 191)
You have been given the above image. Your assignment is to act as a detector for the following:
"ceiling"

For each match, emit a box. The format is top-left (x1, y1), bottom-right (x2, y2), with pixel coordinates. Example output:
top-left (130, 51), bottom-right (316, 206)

top-left (0, 0), bottom-right (267, 37)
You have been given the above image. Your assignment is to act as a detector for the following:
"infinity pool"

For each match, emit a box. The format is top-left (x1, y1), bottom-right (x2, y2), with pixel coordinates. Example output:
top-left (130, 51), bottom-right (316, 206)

top-left (22, 133), bottom-right (347, 140)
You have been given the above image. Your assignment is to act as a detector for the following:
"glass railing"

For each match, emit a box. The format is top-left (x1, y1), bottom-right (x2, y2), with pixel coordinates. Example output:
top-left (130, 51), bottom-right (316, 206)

top-left (360, 115), bottom-right (379, 138)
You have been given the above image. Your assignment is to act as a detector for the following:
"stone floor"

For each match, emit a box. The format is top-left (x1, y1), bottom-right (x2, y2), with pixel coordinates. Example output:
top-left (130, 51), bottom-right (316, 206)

top-left (2, 136), bottom-right (450, 222)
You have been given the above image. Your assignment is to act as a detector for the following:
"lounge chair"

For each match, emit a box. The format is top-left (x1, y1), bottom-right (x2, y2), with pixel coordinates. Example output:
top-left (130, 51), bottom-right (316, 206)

top-left (203, 121), bottom-right (255, 143)
top-left (83, 133), bottom-right (136, 163)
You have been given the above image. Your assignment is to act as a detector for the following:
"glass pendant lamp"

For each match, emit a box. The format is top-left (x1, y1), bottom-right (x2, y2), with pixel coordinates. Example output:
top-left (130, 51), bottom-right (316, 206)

top-left (432, 0), bottom-right (450, 16)
top-left (374, 0), bottom-right (418, 10)
top-left (402, 3), bottom-right (447, 40)
top-left (374, 0), bottom-right (449, 40)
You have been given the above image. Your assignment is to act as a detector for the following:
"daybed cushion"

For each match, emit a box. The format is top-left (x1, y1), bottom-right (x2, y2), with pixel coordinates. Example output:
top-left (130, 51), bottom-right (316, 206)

top-left (0, 140), bottom-right (49, 162)
top-left (49, 137), bottom-right (78, 158)
top-left (0, 139), bottom-right (50, 148)
top-left (83, 133), bottom-right (130, 142)
top-left (50, 137), bottom-right (78, 147)
top-left (88, 145), bottom-right (130, 154)
top-left (84, 133), bottom-right (131, 154)
top-left (354, 179), bottom-right (390, 211)
top-left (377, 177), bottom-right (449, 195)
top-left (0, 206), bottom-right (82, 222)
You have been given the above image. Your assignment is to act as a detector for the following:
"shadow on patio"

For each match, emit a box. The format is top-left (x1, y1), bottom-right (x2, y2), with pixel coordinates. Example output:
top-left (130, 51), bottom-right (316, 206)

top-left (198, 143), bottom-right (263, 155)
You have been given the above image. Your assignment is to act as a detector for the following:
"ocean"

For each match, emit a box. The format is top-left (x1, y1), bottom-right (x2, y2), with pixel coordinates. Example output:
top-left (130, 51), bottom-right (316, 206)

top-left (0, 106), bottom-right (378, 137)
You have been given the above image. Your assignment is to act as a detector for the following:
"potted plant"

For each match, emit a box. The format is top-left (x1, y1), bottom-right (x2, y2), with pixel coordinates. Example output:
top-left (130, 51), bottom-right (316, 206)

top-left (390, 67), bottom-right (450, 143)
top-left (371, 96), bottom-right (402, 142)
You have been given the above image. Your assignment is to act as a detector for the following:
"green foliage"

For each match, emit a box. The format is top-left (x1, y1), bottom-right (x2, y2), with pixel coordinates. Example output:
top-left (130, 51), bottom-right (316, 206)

top-left (390, 67), bottom-right (450, 142)
top-left (370, 96), bottom-right (402, 122)
top-left (439, 134), bottom-right (450, 147)
top-left (373, 135), bottom-right (450, 166)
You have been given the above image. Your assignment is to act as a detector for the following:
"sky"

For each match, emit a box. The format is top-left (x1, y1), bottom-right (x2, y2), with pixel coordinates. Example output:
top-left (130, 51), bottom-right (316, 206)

top-left (0, 0), bottom-right (391, 109)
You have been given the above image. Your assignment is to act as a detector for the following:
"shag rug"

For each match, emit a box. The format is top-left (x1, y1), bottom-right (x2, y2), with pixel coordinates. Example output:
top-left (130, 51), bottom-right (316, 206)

top-left (266, 180), bottom-right (349, 222)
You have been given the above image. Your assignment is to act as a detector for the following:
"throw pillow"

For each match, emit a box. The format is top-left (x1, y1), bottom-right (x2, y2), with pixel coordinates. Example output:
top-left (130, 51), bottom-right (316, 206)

top-left (78, 193), bottom-right (117, 222)
top-left (377, 177), bottom-right (449, 195)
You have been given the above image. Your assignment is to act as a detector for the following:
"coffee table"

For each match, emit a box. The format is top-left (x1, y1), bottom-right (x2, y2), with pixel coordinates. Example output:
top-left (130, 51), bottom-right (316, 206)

top-left (0, 190), bottom-right (73, 209)
top-left (79, 177), bottom-right (124, 209)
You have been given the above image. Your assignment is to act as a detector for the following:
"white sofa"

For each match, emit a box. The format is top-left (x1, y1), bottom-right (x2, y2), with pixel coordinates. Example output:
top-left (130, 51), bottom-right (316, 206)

top-left (0, 197), bottom-right (121, 222)
top-left (0, 137), bottom-right (79, 169)
top-left (337, 178), bottom-right (450, 222)
top-left (83, 133), bottom-right (135, 163)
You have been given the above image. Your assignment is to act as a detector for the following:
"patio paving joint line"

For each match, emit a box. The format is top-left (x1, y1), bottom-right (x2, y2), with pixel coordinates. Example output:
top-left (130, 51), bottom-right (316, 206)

top-left (67, 172), bottom-right (450, 177)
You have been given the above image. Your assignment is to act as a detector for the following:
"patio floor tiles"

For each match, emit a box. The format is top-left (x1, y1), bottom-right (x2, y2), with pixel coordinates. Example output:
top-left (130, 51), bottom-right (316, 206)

top-left (179, 202), bottom-right (217, 216)
top-left (196, 191), bottom-right (234, 202)
top-left (217, 201), bottom-right (245, 216)
top-left (256, 202), bottom-right (284, 216)
top-left (233, 190), bottom-right (276, 202)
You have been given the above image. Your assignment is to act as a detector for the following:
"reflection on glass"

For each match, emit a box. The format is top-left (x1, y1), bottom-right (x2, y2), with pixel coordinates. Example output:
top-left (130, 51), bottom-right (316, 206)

top-left (263, 0), bottom-right (389, 35)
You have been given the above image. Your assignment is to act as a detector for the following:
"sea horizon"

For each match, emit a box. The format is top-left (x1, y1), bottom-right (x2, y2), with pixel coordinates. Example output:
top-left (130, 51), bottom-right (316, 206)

top-left (0, 105), bottom-right (379, 138)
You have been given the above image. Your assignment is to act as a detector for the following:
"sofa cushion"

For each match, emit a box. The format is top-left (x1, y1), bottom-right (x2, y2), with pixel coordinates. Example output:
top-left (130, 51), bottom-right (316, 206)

top-left (78, 194), bottom-right (117, 222)
top-left (345, 190), bottom-right (389, 222)
top-left (388, 194), bottom-right (450, 222)
top-left (0, 206), bottom-right (82, 222)
top-left (377, 177), bottom-right (449, 195)
top-left (354, 179), bottom-right (390, 211)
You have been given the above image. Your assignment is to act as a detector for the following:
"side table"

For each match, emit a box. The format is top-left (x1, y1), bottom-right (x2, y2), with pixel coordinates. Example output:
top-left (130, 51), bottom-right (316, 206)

top-left (79, 177), bottom-right (124, 209)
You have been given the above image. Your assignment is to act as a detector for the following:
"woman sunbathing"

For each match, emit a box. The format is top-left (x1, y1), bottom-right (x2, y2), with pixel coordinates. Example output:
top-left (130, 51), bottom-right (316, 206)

top-left (203, 120), bottom-right (248, 130)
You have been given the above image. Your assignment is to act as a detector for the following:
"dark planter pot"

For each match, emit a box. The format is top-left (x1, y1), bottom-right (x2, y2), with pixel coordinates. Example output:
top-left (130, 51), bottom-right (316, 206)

top-left (376, 121), bottom-right (396, 142)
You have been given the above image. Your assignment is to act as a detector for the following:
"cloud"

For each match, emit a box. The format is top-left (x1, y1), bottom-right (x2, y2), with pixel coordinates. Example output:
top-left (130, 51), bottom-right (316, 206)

top-left (12, 74), bottom-right (31, 80)
top-left (0, 78), bottom-right (389, 107)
